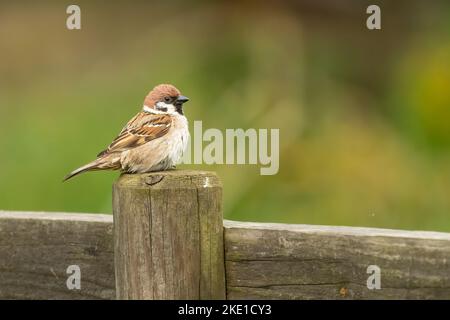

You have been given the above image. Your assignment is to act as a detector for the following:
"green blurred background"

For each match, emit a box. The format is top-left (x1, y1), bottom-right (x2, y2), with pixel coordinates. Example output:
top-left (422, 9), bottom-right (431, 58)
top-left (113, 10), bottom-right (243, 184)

top-left (1, 1), bottom-right (449, 231)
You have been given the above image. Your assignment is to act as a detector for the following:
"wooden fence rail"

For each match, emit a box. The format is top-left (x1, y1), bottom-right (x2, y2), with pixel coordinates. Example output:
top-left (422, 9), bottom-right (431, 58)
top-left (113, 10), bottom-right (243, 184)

top-left (1, 170), bottom-right (450, 299)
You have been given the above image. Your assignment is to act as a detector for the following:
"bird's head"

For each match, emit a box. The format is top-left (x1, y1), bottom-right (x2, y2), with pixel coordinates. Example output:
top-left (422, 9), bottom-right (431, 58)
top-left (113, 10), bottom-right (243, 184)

top-left (143, 84), bottom-right (189, 115)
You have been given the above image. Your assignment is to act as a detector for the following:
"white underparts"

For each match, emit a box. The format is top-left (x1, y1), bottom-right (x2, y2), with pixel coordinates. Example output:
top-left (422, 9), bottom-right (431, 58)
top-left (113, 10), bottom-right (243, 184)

top-left (123, 108), bottom-right (189, 173)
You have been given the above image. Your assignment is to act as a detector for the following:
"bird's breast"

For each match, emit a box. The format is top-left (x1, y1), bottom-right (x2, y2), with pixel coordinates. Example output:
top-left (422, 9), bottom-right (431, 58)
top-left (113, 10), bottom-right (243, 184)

top-left (120, 115), bottom-right (189, 173)
top-left (167, 115), bottom-right (189, 163)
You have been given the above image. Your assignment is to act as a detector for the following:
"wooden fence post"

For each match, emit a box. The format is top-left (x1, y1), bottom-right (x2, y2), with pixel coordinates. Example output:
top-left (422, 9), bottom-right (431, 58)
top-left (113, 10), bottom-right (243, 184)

top-left (112, 170), bottom-right (225, 300)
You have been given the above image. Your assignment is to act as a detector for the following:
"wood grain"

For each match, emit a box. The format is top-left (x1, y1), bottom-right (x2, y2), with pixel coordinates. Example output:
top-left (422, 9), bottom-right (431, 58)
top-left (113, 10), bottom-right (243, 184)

top-left (0, 211), bottom-right (114, 300)
top-left (113, 170), bottom-right (225, 299)
top-left (224, 220), bottom-right (450, 299)
top-left (2, 210), bottom-right (450, 299)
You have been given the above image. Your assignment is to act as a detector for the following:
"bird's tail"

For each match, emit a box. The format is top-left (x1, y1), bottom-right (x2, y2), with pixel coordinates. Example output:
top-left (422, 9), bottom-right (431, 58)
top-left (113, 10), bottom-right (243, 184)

top-left (63, 156), bottom-right (120, 182)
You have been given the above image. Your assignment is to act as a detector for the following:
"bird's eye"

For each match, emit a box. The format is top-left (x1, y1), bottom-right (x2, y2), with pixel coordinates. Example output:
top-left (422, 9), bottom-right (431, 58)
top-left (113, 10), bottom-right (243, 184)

top-left (164, 97), bottom-right (171, 103)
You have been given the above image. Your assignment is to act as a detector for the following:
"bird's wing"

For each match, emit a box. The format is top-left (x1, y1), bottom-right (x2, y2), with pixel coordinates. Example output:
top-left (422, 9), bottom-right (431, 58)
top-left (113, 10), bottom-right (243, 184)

top-left (97, 112), bottom-right (172, 157)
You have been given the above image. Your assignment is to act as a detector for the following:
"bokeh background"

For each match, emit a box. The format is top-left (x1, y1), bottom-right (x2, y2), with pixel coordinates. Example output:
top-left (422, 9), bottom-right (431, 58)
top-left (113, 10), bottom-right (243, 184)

top-left (1, 1), bottom-right (449, 231)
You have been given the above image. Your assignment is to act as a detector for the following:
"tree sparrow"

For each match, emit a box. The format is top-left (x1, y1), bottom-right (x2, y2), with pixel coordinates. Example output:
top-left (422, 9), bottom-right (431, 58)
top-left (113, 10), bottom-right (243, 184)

top-left (64, 84), bottom-right (190, 181)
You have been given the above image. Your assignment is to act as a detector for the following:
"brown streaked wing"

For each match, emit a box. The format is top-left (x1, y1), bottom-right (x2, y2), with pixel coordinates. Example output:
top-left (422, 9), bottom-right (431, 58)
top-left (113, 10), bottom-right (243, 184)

top-left (97, 113), bottom-right (172, 157)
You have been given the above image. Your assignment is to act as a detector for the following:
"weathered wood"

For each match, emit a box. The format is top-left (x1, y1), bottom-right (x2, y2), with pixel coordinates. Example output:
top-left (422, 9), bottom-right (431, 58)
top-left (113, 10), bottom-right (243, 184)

top-left (113, 170), bottom-right (225, 300)
top-left (224, 220), bottom-right (450, 300)
top-left (2, 210), bottom-right (450, 300)
top-left (0, 211), bottom-right (115, 300)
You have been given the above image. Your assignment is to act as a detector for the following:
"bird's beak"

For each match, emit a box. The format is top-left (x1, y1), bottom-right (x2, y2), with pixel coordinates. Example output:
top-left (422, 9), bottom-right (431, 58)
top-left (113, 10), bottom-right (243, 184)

top-left (177, 95), bottom-right (189, 104)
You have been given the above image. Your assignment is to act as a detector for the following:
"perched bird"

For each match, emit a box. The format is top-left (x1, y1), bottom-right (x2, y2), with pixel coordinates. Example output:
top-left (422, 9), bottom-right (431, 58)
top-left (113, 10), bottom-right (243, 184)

top-left (64, 84), bottom-right (190, 181)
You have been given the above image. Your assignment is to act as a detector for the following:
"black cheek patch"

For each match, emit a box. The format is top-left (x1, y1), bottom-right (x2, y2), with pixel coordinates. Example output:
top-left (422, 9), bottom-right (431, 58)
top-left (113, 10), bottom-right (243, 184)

top-left (158, 107), bottom-right (168, 112)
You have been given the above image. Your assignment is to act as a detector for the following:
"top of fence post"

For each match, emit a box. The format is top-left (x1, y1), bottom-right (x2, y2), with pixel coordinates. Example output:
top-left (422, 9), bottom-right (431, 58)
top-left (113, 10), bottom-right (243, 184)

top-left (112, 170), bottom-right (225, 300)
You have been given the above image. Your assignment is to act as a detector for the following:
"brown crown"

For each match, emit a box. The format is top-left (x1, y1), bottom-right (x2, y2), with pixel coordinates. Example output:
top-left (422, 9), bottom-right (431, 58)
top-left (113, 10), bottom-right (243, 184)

top-left (144, 84), bottom-right (181, 107)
